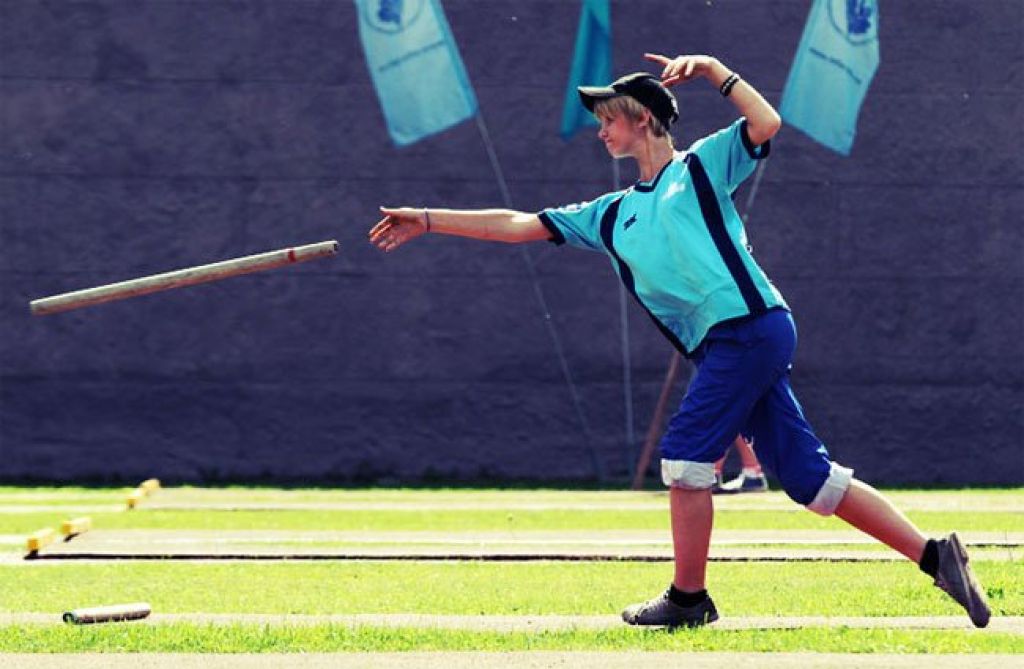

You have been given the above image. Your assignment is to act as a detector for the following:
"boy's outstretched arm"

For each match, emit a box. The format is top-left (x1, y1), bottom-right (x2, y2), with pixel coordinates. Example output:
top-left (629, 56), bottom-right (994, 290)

top-left (370, 207), bottom-right (551, 253)
top-left (644, 53), bottom-right (782, 146)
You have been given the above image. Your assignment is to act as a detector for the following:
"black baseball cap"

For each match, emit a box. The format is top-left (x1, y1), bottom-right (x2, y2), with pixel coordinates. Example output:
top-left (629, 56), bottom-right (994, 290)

top-left (578, 72), bottom-right (679, 129)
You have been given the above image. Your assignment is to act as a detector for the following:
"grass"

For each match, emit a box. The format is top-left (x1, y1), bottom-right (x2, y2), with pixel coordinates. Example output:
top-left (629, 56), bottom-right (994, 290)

top-left (5, 509), bottom-right (1023, 537)
top-left (2, 624), bottom-right (1022, 654)
top-left (4, 486), bottom-right (1021, 539)
top-left (2, 561), bottom-right (1020, 618)
top-left (1, 486), bottom-right (1021, 655)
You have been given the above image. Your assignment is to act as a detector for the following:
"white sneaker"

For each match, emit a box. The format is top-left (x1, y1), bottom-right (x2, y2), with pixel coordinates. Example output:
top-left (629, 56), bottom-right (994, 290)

top-left (714, 470), bottom-right (768, 495)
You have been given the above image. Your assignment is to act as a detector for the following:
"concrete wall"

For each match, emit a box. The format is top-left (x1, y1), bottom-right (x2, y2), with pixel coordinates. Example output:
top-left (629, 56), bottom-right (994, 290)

top-left (1, 0), bottom-right (1021, 485)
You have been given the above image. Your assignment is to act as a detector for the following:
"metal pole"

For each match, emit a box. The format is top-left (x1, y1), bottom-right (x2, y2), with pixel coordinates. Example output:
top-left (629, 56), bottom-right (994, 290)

top-left (742, 160), bottom-right (768, 224)
top-left (612, 159), bottom-right (637, 480)
top-left (474, 113), bottom-right (605, 481)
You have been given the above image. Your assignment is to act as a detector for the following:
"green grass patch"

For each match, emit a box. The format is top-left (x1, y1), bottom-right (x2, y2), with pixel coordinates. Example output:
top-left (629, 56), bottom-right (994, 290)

top-left (0, 623), bottom-right (1020, 654)
top-left (2, 487), bottom-right (1022, 655)
top-left (2, 561), bottom-right (1020, 618)
top-left (4, 509), bottom-right (1022, 535)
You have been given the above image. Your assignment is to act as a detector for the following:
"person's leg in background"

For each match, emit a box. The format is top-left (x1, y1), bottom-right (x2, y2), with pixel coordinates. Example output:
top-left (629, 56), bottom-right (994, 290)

top-left (713, 433), bottom-right (768, 494)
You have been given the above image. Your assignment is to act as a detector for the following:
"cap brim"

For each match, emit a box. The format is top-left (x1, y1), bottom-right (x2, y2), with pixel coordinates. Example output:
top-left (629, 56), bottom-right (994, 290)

top-left (577, 85), bottom-right (618, 113)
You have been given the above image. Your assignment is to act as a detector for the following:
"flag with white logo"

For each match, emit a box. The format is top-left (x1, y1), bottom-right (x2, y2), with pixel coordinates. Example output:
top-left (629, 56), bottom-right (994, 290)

top-left (355, 0), bottom-right (478, 146)
top-left (780, 0), bottom-right (880, 155)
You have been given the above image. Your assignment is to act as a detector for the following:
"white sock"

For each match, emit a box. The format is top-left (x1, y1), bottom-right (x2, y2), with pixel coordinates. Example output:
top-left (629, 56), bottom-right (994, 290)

top-left (742, 467), bottom-right (762, 478)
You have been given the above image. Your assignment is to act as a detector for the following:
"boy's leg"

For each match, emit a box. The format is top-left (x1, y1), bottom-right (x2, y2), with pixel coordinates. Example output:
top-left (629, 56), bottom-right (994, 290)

top-left (671, 486), bottom-right (713, 591)
top-left (623, 312), bottom-right (795, 628)
top-left (835, 479), bottom-right (991, 627)
top-left (749, 372), bottom-right (992, 628)
top-left (834, 478), bottom-right (926, 562)
top-left (621, 485), bottom-right (719, 628)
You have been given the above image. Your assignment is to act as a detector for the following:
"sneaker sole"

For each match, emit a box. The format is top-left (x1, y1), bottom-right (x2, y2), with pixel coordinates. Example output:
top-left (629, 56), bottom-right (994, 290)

top-left (621, 602), bottom-right (720, 628)
top-left (666, 608), bottom-right (719, 629)
top-left (949, 532), bottom-right (991, 628)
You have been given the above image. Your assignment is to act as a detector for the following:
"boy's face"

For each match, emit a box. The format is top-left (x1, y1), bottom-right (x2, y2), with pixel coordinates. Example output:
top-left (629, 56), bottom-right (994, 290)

top-left (597, 111), bottom-right (648, 159)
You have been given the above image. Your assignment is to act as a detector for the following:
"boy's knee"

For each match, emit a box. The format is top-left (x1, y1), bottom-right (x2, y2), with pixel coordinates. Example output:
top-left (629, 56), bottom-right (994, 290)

top-left (803, 462), bottom-right (854, 516)
top-left (661, 459), bottom-right (717, 489)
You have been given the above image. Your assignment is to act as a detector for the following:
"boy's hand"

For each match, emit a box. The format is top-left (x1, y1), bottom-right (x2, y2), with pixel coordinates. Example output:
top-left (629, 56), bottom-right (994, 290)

top-left (644, 53), bottom-right (719, 87)
top-left (369, 207), bottom-right (428, 252)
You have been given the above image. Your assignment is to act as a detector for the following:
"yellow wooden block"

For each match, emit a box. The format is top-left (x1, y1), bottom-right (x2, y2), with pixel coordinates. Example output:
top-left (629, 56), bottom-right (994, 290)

top-left (26, 528), bottom-right (56, 553)
top-left (126, 489), bottom-right (144, 509)
top-left (140, 478), bottom-right (161, 495)
top-left (61, 516), bottom-right (92, 537)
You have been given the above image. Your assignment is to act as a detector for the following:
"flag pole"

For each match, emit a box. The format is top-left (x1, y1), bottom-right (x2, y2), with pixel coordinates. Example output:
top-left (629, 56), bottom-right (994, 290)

top-left (474, 112), bottom-right (606, 482)
top-left (612, 159), bottom-right (637, 481)
top-left (741, 160), bottom-right (768, 224)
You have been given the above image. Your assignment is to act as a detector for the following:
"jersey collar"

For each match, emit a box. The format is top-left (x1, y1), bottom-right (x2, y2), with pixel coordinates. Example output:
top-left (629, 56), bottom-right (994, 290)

top-left (633, 157), bottom-right (673, 192)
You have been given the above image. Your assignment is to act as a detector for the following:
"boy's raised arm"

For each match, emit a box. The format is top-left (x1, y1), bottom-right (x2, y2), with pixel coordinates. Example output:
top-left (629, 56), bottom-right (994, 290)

top-left (644, 53), bottom-right (782, 146)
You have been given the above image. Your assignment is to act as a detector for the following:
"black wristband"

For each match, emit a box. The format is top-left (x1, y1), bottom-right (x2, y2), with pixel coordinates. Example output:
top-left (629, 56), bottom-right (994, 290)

top-left (719, 73), bottom-right (740, 97)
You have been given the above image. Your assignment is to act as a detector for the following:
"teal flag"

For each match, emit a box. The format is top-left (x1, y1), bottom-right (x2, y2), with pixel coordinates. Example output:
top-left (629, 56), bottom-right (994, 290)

top-left (780, 0), bottom-right (880, 155)
top-left (355, 0), bottom-right (478, 146)
top-left (560, 0), bottom-right (612, 140)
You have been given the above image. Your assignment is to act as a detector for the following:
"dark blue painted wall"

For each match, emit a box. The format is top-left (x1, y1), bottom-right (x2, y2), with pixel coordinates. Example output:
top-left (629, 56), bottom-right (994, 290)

top-left (1, 0), bottom-right (1021, 485)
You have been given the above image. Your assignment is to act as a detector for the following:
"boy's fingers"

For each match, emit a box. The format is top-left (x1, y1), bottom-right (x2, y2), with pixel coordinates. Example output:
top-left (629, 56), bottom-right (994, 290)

top-left (643, 52), bottom-right (670, 65)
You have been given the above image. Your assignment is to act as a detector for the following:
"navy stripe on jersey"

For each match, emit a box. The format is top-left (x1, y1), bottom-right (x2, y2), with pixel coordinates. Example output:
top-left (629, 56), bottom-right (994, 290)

top-left (598, 195), bottom-right (691, 356)
top-left (685, 153), bottom-right (768, 316)
top-left (633, 159), bottom-right (672, 193)
top-left (739, 119), bottom-right (771, 160)
top-left (537, 211), bottom-right (566, 245)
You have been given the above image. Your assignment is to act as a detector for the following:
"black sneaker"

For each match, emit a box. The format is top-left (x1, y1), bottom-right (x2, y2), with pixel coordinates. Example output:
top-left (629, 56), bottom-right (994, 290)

top-left (621, 589), bottom-right (719, 628)
top-left (933, 532), bottom-right (991, 628)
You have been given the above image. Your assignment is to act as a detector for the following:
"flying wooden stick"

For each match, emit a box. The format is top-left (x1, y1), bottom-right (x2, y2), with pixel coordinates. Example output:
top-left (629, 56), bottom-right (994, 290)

top-left (63, 602), bottom-right (151, 624)
top-left (30, 240), bottom-right (339, 316)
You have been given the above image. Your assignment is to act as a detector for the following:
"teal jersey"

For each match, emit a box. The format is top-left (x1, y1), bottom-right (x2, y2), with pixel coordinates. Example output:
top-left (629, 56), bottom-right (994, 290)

top-left (538, 118), bottom-right (788, 355)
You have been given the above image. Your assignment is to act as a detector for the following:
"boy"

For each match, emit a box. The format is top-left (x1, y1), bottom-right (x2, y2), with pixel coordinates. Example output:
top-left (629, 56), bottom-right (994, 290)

top-left (369, 52), bottom-right (991, 629)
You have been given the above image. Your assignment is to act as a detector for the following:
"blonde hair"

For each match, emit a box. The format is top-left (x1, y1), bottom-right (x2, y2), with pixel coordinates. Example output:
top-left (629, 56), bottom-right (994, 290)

top-left (593, 96), bottom-right (674, 144)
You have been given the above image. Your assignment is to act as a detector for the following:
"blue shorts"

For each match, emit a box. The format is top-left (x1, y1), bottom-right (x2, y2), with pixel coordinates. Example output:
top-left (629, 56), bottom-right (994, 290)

top-left (659, 310), bottom-right (851, 512)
